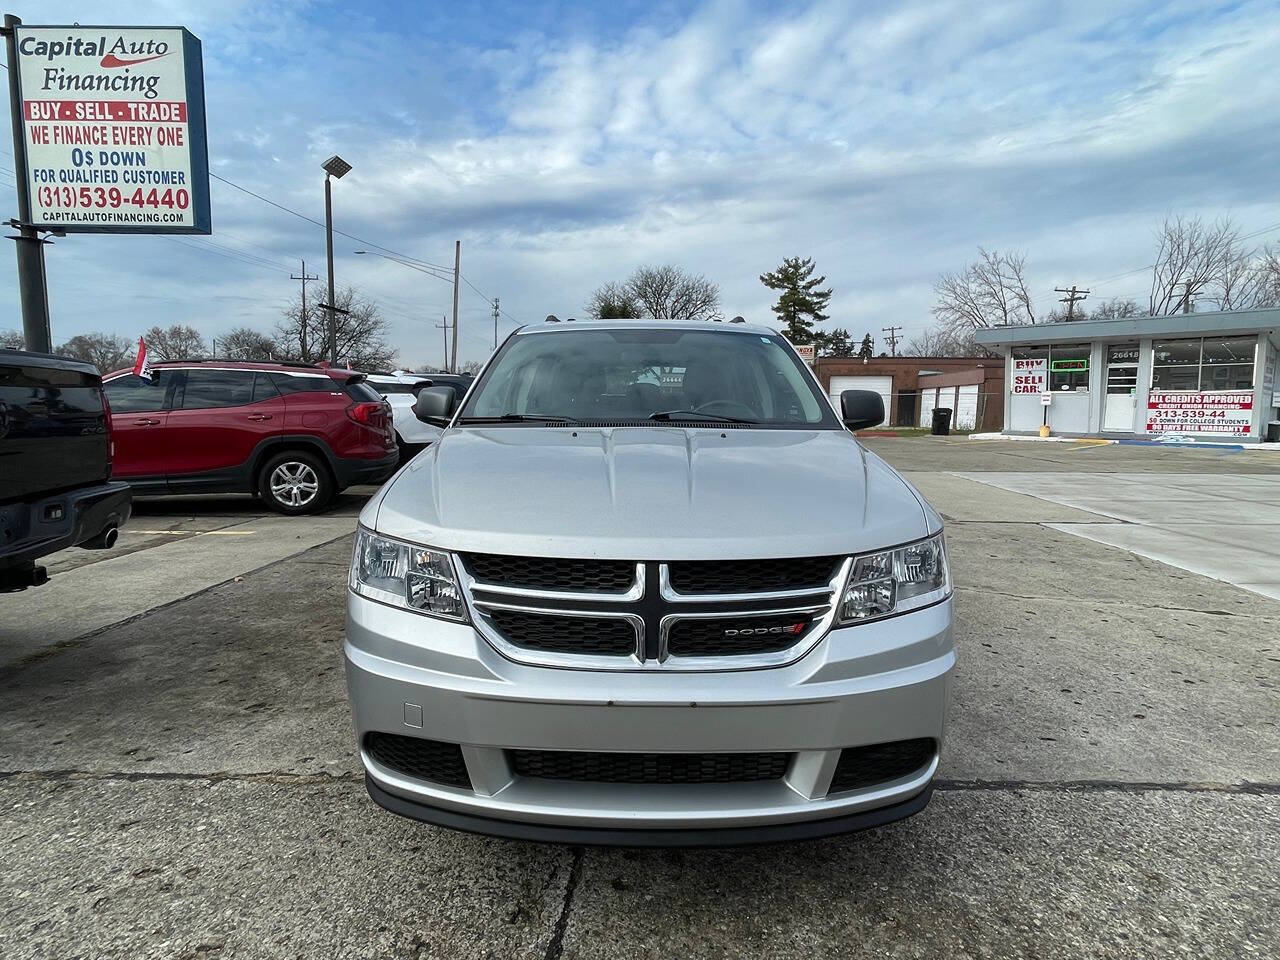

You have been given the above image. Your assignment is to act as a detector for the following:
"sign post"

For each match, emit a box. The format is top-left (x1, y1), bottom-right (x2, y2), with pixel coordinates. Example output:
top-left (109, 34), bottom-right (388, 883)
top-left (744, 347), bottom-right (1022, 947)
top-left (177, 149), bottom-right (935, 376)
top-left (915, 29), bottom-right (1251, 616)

top-left (4, 18), bottom-right (210, 350)
top-left (3, 15), bottom-right (52, 352)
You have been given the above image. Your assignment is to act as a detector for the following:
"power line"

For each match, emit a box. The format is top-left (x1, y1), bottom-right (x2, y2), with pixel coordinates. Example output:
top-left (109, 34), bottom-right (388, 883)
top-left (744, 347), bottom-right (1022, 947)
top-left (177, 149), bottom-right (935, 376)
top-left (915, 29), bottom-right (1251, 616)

top-left (1086, 219), bottom-right (1280, 289)
top-left (209, 172), bottom-right (458, 272)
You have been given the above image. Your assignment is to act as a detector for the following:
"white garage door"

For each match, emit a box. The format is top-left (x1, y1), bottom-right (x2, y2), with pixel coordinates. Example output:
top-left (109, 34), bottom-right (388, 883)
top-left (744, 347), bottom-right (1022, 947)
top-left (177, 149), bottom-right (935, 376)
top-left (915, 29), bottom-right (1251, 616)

top-left (954, 384), bottom-right (979, 430)
top-left (919, 388), bottom-right (938, 428)
top-left (828, 376), bottom-right (893, 423)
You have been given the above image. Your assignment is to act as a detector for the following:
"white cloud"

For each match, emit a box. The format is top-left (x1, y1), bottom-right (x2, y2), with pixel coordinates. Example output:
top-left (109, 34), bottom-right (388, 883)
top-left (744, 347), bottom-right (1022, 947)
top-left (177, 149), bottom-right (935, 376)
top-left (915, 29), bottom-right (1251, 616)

top-left (2, 0), bottom-right (1279, 368)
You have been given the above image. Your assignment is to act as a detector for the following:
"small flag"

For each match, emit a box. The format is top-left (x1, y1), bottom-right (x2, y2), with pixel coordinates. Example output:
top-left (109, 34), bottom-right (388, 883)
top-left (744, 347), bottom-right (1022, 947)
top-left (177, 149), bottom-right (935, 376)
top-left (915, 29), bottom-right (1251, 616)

top-left (133, 336), bottom-right (153, 382)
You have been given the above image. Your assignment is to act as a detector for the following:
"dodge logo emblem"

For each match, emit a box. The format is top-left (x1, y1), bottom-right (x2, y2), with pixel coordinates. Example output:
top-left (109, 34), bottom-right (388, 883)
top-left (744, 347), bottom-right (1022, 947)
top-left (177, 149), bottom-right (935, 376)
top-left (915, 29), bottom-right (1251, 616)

top-left (724, 621), bottom-right (807, 638)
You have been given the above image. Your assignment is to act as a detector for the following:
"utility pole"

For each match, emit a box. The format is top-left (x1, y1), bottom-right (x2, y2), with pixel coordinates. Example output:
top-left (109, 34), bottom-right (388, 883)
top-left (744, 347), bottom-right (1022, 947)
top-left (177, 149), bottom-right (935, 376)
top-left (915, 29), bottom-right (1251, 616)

top-left (1054, 285), bottom-right (1090, 321)
top-left (492, 297), bottom-right (500, 351)
top-left (4, 14), bottom-right (53, 352)
top-left (881, 325), bottom-right (901, 356)
top-left (291, 258), bottom-right (319, 360)
top-left (450, 240), bottom-right (461, 374)
top-left (435, 316), bottom-right (451, 372)
top-left (1179, 280), bottom-right (1195, 314)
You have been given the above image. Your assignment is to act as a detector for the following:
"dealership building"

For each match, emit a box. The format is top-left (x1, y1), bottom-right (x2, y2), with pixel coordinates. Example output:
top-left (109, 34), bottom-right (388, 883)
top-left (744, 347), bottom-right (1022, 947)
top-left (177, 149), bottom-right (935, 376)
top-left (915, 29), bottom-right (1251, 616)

top-left (974, 307), bottom-right (1280, 441)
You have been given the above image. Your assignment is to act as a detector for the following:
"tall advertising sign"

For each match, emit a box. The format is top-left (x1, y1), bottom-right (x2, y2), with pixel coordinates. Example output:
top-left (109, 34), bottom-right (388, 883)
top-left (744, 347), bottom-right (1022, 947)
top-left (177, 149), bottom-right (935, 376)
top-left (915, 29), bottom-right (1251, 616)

top-left (12, 25), bottom-right (210, 233)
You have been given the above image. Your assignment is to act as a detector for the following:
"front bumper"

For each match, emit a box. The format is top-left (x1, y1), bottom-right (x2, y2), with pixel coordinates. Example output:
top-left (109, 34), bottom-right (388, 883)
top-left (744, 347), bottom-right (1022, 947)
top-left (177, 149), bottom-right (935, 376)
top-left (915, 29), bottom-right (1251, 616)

top-left (345, 592), bottom-right (954, 844)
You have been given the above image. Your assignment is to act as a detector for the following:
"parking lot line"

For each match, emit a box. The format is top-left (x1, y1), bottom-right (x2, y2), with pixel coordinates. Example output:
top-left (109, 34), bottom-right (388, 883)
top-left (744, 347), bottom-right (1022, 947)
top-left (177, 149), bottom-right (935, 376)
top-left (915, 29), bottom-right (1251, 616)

top-left (130, 529), bottom-right (257, 536)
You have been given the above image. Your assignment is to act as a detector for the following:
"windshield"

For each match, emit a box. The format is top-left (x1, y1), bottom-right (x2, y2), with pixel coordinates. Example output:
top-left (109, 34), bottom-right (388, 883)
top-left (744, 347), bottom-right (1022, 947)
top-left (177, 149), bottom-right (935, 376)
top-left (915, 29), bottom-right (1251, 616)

top-left (459, 327), bottom-right (835, 427)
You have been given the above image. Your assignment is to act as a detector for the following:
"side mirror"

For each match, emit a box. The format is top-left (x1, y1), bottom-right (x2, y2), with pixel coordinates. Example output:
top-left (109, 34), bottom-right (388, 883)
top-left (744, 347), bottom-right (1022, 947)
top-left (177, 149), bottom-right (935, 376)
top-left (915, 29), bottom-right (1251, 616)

top-left (413, 385), bottom-right (457, 426)
top-left (840, 389), bottom-right (884, 431)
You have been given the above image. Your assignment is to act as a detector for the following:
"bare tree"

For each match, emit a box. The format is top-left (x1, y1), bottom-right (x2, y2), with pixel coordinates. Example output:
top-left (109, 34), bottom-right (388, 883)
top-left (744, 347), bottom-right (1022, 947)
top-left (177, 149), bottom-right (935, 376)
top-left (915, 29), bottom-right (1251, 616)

top-left (1146, 215), bottom-right (1280, 313)
top-left (904, 324), bottom-right (991, 357)
top-left (1089, 298), bottom-right (1142, 320)
top-left (586, 281), bottom-right (641, 319)
top-left (275, 285), bottom-right (397, 370)
top-left (1245, 244), bottom-right (1280, 309)
top-left (218, 326), bottom-right (277, 361)
top-left (932, 248), bottom-right (1036, 339)
top-left (1, 329), bottom-right (25, 350)
top-left (143, 324), bottom-right (208, 361)
top-left (460, 359), bottom-right (483, 375)
top-left (54, 332), bottom-right (135, 372)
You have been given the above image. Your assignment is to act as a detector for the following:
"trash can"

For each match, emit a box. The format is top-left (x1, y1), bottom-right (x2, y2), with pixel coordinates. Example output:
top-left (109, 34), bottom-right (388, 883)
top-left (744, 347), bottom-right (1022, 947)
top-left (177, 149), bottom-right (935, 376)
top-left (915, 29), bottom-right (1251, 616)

top-left (931, 407), bottom-right (953, 436)
top-left (1267, 421), bottom-right (1280, 443)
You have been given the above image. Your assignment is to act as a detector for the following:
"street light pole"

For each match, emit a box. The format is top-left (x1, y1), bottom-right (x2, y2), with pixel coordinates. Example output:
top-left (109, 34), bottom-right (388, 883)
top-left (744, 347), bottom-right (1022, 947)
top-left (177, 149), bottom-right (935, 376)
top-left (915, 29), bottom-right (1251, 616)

top-left (450, 240), bottom-right (461, 373)
top-left (320, 155), bottom-right (352, 365)
top-left (324, 175), bottom-right (336, 363)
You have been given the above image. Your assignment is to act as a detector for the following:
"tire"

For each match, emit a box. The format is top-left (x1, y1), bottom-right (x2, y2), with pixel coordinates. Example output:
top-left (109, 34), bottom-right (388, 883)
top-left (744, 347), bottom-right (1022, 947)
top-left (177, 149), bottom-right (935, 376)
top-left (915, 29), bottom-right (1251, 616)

top-left (258, 450), bottom-right (333, 515)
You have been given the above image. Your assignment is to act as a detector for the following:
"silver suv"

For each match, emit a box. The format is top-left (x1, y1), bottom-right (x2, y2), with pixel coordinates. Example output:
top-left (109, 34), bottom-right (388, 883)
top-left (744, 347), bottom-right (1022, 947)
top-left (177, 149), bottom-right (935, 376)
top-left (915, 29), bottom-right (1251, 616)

top-left (345, 319), bottom-right (954, 845)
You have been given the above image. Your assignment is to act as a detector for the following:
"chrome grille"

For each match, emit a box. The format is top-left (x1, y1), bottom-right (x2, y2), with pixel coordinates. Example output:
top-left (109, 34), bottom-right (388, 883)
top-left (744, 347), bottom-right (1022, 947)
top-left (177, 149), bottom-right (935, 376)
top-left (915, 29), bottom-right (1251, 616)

top-left (666, 556), bottom-right (840, 595)
top-left (486, 608), bottom-right (637, 656)
top-left (463, 557), bottom-right (850, 672)
top-left (460, 553), bottom-right (636, 593)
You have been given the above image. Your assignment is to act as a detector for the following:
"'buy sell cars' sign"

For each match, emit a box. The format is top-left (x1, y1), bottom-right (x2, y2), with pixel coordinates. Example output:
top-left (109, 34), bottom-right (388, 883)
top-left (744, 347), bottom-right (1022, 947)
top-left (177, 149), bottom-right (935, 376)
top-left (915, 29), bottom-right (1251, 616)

top-left (1010, 357), bottom-right (1047, 394)
top-left (14, 25), bottom-right (210, 233)
top-left (1145, 392), bottom-right (1254, 435)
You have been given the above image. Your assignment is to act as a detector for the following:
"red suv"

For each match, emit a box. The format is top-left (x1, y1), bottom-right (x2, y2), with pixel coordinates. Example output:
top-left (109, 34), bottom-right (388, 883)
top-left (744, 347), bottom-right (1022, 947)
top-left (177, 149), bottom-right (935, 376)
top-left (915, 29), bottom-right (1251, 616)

top-left (102, 361), bottom-right (397, 514)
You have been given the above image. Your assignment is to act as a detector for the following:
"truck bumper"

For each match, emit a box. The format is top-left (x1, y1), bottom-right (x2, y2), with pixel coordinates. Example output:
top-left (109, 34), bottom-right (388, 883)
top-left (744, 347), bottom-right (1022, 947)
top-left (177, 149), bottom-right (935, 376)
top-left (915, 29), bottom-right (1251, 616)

top-left (0, 480), bottom-right (132, 576)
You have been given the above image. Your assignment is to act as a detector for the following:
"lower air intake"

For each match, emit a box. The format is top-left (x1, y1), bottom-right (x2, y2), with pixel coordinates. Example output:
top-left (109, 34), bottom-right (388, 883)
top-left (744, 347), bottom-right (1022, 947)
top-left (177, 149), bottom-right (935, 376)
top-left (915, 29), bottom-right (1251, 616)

top-left (828, 738), bottom-right (936, 794)
top-left (364, 732), bottom-right (472, 789)
top-left (509, 749), bottom-right (791, 784)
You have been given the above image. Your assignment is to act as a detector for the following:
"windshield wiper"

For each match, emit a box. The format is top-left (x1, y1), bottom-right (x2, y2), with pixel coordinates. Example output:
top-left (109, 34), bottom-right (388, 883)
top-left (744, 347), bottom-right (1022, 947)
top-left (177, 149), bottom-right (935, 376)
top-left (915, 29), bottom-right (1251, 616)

top-left (457, 413), bottom-right (581, 424)
top-left (647, 409), bottom-right (758, 424)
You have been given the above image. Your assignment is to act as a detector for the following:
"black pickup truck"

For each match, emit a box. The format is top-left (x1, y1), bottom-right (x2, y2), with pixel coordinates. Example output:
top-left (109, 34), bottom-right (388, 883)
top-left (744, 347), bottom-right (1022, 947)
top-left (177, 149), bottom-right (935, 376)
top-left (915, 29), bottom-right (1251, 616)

top-left (1, 348), bottom-right (132, 591)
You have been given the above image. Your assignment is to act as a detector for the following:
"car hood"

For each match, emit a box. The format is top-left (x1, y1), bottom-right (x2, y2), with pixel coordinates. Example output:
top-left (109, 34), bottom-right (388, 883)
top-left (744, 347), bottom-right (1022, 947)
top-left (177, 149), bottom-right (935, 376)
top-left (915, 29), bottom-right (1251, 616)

top-left (371, 426), bottom-right (932, 560)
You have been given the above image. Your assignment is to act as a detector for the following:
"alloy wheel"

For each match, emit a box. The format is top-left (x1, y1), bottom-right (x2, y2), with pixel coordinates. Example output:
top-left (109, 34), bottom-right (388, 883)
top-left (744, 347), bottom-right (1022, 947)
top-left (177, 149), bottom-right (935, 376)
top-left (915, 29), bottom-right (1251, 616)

top-left (269, 461), bottom-right (320, 508)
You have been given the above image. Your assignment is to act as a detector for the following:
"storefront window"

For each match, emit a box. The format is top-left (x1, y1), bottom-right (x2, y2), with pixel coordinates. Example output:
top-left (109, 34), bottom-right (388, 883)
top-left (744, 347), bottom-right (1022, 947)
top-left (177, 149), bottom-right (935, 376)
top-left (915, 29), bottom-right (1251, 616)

top-left (1152, 336), bottom-right (1255, 391)
top-left (1048, 344), bottom-right (1089, 391)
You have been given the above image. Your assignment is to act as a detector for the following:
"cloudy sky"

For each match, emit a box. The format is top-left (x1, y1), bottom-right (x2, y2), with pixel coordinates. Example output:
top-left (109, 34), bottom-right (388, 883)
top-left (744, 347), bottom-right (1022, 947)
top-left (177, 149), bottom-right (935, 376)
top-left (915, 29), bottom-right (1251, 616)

top-left (2, 0), bottom-right (1278, 368)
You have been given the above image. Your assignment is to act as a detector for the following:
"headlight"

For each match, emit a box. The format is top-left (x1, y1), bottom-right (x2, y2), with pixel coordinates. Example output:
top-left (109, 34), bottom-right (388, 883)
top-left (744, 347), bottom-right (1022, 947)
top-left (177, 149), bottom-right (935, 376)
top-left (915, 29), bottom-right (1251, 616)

top-left (838, 533), bottom-right (950, 624)
top-left (350, 528), bottom-right (467, 621)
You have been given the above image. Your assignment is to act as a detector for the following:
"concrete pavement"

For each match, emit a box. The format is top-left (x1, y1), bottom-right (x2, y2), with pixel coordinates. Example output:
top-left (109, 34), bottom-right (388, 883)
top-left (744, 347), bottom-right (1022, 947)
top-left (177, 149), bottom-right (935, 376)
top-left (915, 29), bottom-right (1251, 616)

top-left (1, 444), bottom-right (1278, 958)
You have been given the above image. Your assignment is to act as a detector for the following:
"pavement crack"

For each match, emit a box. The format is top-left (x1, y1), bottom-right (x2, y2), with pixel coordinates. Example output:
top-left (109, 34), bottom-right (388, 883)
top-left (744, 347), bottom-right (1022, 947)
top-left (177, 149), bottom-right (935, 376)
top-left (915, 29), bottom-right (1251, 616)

top-left (954, 586), bottom-right (1267, 618)
top-left (544, 846), bottom-right (584, 960)
top-left (935, 778), bottom-right (1280, 795)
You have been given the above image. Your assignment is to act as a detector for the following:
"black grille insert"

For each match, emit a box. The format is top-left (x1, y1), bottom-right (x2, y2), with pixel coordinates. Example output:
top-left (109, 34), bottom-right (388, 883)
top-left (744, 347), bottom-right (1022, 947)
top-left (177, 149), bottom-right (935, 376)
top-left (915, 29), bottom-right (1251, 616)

top-left (828, 738), bottom-right (936, 794)
top-left (463, 553), bottom-right (635, 593)
top-left (667, 556), bottom-right (840, 595)
top-left (665, 613), bottom-right (816, 658)
top-left (510, 749), bottom-right (791, 784)
top-left (364, 732), bottom-right (471, 789)
top-left (486, 608), bottom-right (636, 656)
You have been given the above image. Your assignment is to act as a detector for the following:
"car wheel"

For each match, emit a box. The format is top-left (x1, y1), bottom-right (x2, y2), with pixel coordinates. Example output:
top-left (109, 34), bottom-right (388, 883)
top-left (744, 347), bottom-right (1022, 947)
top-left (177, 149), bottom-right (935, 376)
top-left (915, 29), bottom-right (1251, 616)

top-left (259, 451), bottom-right (333, 515)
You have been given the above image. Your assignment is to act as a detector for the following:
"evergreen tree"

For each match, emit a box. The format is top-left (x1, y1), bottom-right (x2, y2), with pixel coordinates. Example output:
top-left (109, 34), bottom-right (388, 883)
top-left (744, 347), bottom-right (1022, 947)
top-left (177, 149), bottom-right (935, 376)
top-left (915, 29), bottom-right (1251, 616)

top-left (759, 256), bottom-right (832, 343)
top-left (822, 328), bottom-right (855, 358)
top-left (858, 332), bottom-right (874, 359)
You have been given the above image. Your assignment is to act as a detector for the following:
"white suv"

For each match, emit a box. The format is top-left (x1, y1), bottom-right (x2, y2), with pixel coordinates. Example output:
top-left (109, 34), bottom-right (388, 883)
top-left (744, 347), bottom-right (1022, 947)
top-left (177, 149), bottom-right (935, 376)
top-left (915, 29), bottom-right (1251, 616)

top-left (364, 371), bottom-right (448, 457)
top-left (345, 320), bottom-right (954, 845)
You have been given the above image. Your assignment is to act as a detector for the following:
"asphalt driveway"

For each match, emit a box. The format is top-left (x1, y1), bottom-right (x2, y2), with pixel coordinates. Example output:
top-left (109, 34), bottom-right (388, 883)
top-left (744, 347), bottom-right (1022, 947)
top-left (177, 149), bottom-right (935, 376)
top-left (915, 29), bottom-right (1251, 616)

top-left (1, 443), bottom-right (1277, 959)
